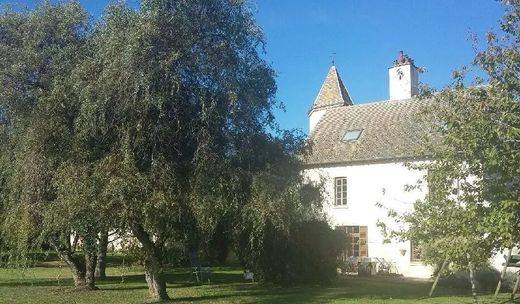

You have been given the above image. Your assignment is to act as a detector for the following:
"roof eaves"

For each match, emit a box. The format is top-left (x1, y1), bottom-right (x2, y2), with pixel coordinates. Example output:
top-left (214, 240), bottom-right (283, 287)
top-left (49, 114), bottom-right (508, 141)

top-left (303, 155), bottom-right (428, 168)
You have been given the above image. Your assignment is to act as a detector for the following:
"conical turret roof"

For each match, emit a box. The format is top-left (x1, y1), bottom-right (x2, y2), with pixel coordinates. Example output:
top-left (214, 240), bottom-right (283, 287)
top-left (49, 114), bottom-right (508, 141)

top-left (311, 65), bottom-right (353, 111)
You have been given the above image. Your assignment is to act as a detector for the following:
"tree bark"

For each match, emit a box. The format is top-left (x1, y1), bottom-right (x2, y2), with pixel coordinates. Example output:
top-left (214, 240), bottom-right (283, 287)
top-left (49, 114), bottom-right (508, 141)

top-left (54, 235), bottom-right (98, 290)
top-left (494, 247), bottom-right (513, 298)
top-left (143, 255), bottom-right (169, 301)
top-left (132, 224), bottom-right (170, 301)
top-left (56, 248), bottom-right (86, 288)
top-left (467, 253), bottom-right (478, 304)
top-left (84, 249), bottom-right (97, 289)
top-left (429, 259), bottom-right (448, 297)
top-left (95, 230), bottom-right (109, 279)
top-left (511, 272), bottom-right (520, 301)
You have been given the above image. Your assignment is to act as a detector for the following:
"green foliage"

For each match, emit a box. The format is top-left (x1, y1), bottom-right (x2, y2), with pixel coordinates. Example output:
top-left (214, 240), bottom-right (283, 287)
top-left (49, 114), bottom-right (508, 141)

top-left (68, 0), bottom-right (285, 248)
top-left (438, 268), bottom-right (501, 293)
top-left (231, 133), bottom-right (332, 284)
top-left (0, 0), bottom-right (322, 298)
top-left (0, 0), bottom-right (92, 266)
top-left (238, 219), bottom-right (344, 285)
top-left (385, 0), bottom-right (520, 272)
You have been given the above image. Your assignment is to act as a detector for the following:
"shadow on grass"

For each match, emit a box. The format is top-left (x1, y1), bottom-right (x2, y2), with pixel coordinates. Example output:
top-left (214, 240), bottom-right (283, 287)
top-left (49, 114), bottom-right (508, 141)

top-left (159, 276), bottom-right (439, 303)
top-left (167, 289), bottom-right (304, 303)
top-left (2, 268), bottom-right (519, 303)
top-left (0, 269), bottom-right (243, 289)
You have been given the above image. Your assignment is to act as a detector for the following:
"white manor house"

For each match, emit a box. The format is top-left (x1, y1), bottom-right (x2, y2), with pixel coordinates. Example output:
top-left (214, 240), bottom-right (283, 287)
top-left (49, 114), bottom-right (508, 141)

top-left (304, 52), bottom-right (434, 278)
top-left (303, 52), bottom-right (518, 278)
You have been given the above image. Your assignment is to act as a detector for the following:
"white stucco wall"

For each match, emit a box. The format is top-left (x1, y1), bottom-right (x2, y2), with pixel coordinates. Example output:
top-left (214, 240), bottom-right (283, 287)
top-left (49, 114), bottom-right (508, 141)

top-left (490, 248), bottom-right (519, 275)
top-left (305, 161), bottom-right (433, 278)
top-left (308, 109), bottom-right (326, 134)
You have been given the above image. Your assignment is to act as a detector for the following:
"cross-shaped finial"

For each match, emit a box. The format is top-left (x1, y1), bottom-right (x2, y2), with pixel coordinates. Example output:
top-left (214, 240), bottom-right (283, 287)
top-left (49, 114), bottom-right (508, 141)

top-left (331, 52), bottom-right (336, 66)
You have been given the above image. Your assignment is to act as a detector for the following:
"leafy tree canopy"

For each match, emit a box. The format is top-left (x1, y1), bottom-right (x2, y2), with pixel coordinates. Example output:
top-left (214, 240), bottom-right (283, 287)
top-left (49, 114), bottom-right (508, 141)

top-left (384, 0), bottom-right (520, 272)
top-left (0, 0), bottom-right (325, 300)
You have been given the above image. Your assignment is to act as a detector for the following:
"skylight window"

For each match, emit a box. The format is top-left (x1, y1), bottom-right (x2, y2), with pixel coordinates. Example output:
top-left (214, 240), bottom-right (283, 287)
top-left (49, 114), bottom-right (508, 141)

top-left (343, 129), bottom-right (362, 141)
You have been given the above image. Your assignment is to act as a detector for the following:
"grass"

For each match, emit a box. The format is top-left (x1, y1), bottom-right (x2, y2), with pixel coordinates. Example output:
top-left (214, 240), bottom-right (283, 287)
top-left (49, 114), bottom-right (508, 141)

top-left (0, 260), bottom-right (518, 303)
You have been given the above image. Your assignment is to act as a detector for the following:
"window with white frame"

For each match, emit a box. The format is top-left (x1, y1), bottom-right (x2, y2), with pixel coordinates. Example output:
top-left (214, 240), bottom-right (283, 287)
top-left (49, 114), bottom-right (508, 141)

top-left (335, 177), bottom-right (347, 206)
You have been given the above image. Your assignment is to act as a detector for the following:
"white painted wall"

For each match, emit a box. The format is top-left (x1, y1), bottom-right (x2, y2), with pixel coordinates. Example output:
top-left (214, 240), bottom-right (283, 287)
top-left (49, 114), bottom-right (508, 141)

top-left (308, 109), bottom-right (327, 134)
top-left (490, 248), bottom-right (519, 275)
top-left (389, 64), bottom-right (419, 100)
top-left (305, 161), bottom-right (433, 278)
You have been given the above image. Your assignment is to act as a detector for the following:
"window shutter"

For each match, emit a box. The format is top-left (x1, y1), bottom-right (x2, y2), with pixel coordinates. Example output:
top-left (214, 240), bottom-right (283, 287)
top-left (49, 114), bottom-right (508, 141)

top-left (359, 226), bottom-right (368, 257)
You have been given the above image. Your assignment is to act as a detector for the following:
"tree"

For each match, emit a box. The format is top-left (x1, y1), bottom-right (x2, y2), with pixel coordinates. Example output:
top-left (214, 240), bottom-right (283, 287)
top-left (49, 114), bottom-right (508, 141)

top-left (0, 1), bottom-right (107, 290)
top-left (231, 132), bottom-right (330, 284)
top-left (69, 0), bottom-right (298, 300)
top-left (384, 0), bottom-right (520, 301)
top-left (0, 1), bottom-right (326, 300)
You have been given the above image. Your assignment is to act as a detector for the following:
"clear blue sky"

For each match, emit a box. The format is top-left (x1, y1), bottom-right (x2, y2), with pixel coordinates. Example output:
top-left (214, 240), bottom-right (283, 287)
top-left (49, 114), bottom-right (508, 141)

top-left (1, 0), bottom-right (506, 133)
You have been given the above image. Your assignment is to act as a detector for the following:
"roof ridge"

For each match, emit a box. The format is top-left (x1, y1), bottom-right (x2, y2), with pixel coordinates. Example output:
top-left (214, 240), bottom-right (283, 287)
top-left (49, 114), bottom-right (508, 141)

top-left (333, 66), bottom-right (353, 106)
top-left (344, 97), bottom-right (420, 108)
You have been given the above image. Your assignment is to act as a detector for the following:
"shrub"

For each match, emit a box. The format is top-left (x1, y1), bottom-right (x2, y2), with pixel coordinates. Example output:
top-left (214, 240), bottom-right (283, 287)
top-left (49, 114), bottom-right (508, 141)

top-left (439, 267), bottom-right (500, 292)
top-left (289, 220), bottom-right (345, 284)
top-left (501, 270), bottom-right (518, 292)
top-left (475, 268), bottom-right (500, 292)
top-left (240, 219), bottom-right (345, 285)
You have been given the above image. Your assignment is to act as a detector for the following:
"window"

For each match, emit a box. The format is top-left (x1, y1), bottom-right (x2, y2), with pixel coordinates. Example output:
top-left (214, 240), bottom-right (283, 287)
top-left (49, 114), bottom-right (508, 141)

top-left (337, 226), bottom-right (368, 259)
top-left (410, 240), bottom-right (423, 261)
top-left (342, 129), bottom-right (362, 141)
top-left (335, 177), bottom-right (347, 206)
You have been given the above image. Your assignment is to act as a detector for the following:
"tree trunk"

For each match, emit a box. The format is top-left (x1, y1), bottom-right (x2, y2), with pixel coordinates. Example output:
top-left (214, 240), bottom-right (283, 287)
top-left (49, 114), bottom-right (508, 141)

top-left (95, 230), bottom-right (109, 279)
top-left (84, 249), bottom-right (98, 289)
top-left (494, 247), bottom-right (513, 298)
top-left (429, 259), bottom-right (448, 297)
top-left (511, 272), bottom-right (520, 301)
top-left (467, 253), bottom-right (478, 304)
top-left (55, 236), bottom-right (99, 290)
top-left (56, 249), bottom-right (87, 288)
top-left (143, 255), bottom-right (169, 301)
top-left (81, 234), bottom-right (99, 290)
top-left (132, 224), bottom-right (170, 301)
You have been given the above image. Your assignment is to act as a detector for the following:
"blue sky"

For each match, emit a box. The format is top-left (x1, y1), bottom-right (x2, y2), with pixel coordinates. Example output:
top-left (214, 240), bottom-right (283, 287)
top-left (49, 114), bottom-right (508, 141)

top-left (1, 0), bottom-right (506, 133)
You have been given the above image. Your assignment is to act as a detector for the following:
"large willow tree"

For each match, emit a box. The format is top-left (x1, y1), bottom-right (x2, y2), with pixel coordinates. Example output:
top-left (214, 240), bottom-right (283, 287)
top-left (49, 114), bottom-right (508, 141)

top-left (1, 0), bottom-right (320, 300)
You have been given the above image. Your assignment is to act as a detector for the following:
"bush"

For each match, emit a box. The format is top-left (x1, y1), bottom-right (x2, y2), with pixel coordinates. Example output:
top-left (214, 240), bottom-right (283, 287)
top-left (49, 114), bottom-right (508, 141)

top-left (475, 268), bottom-right (501, 292)
top-left (501, 270), bottom-right (519, 292)
top-left (439, 268), bottom-right (500, 292)
top-left (288, 220), bottom-right (345, 284)
top-left (240, 220), bottom-right (345, 285)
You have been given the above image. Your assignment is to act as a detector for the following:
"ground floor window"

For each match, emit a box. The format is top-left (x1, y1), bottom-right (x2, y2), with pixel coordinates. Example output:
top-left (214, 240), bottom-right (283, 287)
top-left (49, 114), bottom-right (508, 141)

top-left (336, 225), bottom-right (368, 258)
top-left (410, 240), bottom-right (423, 261)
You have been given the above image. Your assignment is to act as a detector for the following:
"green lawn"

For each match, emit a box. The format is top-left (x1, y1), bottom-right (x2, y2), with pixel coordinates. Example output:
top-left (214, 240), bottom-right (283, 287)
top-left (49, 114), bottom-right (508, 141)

top-left (0, 262), bottom-right (518, 304)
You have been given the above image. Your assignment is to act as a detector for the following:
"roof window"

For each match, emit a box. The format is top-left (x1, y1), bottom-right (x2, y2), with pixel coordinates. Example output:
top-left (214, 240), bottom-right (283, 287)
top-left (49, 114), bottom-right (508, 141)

top-left (342, 129), bottom-right (362, 141)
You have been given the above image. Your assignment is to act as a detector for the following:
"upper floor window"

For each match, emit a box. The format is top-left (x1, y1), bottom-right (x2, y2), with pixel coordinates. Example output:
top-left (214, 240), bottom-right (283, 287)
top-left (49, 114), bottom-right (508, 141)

top-left (335, 177), bottom-right (347, 206)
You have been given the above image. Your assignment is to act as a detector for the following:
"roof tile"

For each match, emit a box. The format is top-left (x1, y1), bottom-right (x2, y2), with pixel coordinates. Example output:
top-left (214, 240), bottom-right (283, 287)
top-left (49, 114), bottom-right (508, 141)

top-left (311, 66), bottom-right (353, 110)
top-left (305, 98), bottom-right (430, 165)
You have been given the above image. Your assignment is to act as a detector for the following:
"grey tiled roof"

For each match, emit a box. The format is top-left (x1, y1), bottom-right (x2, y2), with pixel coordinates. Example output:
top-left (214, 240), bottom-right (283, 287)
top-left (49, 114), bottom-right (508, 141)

top-left (305, 98), bottom-right (430, 165)
top-left (311, 66), bottom-right (353, 110)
